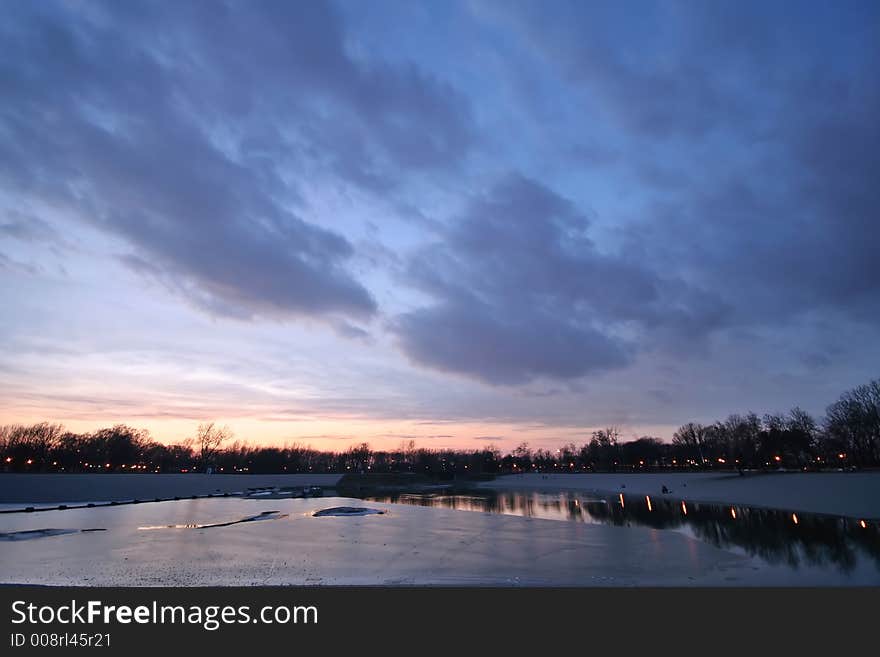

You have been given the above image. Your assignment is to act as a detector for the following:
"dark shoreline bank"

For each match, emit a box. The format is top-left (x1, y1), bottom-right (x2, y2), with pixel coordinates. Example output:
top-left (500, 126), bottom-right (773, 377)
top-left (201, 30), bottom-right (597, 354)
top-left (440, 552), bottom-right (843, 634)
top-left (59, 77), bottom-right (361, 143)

top-left (0, 473), bottom-right (342, 504)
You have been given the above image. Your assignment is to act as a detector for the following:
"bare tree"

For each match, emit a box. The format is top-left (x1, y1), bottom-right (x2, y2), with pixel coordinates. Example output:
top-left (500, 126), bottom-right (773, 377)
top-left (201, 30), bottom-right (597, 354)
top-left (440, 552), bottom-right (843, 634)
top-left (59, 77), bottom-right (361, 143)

top-left (347, 442), bottom-right (372, 472)
top-left (672, 422), bottom-right (707, 464)
top-left (825, 379), bottom-right (880, 466)
top-left (588, 427), bottom-right (620, 469)
top-left (194, 422), bottom-right (232, 471)
top-left (399, 439), bottom-right (417, 467)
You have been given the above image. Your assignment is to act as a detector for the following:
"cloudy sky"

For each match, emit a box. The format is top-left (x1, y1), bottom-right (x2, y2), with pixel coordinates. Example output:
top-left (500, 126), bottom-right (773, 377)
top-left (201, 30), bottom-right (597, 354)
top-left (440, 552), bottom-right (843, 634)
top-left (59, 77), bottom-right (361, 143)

top-left (1, 1), bottom-right (878, 451)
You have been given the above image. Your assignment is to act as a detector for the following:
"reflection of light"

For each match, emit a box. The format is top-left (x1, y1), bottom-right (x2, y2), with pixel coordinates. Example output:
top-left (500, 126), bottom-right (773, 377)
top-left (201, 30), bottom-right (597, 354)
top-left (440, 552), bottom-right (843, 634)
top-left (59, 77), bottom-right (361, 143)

top-left (619, 493), bottom-right (625, 508)
top-left (646, 496), bottom-right (652, 512)
top-left (730, 508), bottom-right (737, 519)
top-left (860, 520), bottom-right (867, 529)
top-left (792, 513), bottom-right (799, 525)
top-left (681, 501), bottom-right (687, 515)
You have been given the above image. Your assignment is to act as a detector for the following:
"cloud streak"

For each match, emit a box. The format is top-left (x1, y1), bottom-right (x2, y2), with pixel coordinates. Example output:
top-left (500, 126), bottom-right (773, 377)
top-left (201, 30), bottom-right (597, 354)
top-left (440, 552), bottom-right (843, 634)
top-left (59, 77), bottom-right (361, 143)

top-left (1, 1), bottom-right (473, 321)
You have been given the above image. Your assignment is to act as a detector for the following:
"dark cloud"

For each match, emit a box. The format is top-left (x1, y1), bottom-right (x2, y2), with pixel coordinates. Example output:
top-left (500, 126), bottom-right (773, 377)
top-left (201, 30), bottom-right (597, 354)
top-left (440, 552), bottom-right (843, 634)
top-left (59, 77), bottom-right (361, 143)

top-left (332, 321), bottom-right (372, 341)
top-left (627, 57), bottom-right (880, 329)
top-left (802, 353), bottom-right (832, 371)
top-left (0, 252), bottom-right (40, 276)
top-left (394, 175), bottom-right (728, 384)
top-left (0, 213), bottom-right (59, 244)
top-left (377, 433), bottom-right (454, 440)
top-left (477, 1), bottom-right (748, 139)
top-left (0, 1), bottom-right (473, 321)
top-left (490, 0), bottom-right (880, 330)
top-left (395, 297), bottom-right (631, 385)
top-left (491, 1), bottom-right (868, 142)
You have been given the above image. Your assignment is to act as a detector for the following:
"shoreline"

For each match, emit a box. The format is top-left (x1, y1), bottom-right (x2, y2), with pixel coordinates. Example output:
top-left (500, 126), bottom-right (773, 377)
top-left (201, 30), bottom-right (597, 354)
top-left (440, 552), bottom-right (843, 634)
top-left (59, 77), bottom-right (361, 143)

top-left (479, 472), bottom-right (880, 519)
top-left (0, 473), bottom-right (342, 504)
top-left (2, 471), bottom-right (879, 518)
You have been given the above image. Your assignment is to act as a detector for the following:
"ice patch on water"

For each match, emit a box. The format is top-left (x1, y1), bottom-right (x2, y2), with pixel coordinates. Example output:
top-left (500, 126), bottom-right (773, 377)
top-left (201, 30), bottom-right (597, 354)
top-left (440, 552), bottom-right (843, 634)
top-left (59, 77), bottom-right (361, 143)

top-left (138, 510), bottom-right (287, 530)
top-left (313, 506), bottom-right (385, 517)
top-left (0, 528), bottom-right (106, 541)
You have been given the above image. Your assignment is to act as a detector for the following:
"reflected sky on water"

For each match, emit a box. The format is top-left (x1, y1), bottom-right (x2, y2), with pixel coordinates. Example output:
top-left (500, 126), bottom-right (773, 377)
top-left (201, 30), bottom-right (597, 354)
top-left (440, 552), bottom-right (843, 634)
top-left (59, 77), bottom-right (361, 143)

top-left (365, 490), bottom-right (880, 576)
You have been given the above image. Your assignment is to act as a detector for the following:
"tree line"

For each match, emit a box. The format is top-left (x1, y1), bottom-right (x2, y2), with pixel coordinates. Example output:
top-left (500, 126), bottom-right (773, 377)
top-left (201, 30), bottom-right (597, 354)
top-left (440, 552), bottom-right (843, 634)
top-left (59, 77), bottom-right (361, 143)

top-left (2, 378), bottom-right (878, 475)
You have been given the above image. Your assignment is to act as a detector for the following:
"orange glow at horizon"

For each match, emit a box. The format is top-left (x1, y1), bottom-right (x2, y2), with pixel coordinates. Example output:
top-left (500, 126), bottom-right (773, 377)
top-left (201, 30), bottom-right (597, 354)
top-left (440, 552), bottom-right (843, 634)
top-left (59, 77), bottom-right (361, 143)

top-left (0, 410), bottom-right (673, 453)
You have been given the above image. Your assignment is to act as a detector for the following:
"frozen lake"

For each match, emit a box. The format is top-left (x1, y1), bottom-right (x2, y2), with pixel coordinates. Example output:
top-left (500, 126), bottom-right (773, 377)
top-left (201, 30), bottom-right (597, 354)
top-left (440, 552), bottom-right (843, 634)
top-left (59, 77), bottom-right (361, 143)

top-left (2, 493), bottom-right (877, 586)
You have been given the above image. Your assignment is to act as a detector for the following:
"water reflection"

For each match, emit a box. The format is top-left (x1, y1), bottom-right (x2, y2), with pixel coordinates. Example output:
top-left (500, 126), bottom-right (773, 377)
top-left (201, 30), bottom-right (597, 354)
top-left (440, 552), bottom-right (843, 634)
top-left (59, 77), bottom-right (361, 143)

top-left (365, 491), bottom-right (880, 574)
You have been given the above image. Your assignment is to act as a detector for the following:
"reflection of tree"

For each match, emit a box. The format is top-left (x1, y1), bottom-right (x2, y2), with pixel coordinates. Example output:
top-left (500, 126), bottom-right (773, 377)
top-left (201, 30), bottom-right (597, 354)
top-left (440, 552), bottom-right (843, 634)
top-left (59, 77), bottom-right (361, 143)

top-left (366, 490), bottom-right (879, 574)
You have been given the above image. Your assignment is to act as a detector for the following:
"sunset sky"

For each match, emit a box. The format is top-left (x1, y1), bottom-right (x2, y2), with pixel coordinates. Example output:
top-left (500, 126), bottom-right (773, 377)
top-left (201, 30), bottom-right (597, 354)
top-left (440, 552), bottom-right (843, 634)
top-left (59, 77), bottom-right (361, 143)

top-left (1, 1), bottom-right (878, 452)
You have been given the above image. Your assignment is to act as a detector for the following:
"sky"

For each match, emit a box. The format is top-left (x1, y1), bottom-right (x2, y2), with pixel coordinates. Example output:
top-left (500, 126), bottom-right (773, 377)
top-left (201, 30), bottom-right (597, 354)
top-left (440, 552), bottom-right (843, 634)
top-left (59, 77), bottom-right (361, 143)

top-left (1, 0), bottom-right (878, 452)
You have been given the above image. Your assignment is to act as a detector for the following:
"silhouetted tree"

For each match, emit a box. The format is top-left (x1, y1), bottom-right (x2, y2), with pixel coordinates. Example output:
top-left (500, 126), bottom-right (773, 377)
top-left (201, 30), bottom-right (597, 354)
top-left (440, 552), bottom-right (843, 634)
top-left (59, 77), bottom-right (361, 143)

top-left (2, 378), bottom-right (878, 474)
top-left (825, 379), bottom-right (880, 466)
top-left (194, 422), bottom-right (232, 472)
top-left (672, 422), bottom-right (707, 464)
